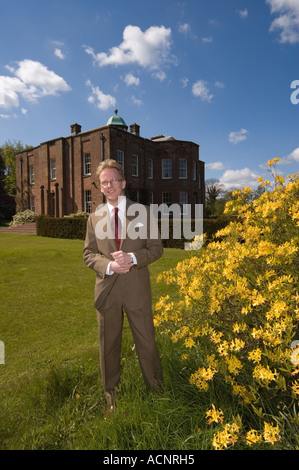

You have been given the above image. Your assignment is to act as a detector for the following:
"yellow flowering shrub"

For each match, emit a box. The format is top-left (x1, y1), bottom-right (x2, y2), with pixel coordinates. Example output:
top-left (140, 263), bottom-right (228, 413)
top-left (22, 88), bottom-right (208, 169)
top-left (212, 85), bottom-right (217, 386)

top-left (155, 160), bottom-right (299, 447)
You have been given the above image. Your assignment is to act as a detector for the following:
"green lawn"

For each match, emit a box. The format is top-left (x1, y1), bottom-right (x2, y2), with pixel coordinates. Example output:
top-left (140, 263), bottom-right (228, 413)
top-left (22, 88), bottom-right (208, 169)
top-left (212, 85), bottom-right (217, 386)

top-left (2, 234), bottom-right (215, 450)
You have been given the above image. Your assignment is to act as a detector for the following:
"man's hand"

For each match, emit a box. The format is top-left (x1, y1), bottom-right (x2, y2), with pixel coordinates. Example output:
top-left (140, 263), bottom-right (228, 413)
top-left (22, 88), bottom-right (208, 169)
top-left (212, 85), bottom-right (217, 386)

top-left (110, 251), bottom-right (133, 274)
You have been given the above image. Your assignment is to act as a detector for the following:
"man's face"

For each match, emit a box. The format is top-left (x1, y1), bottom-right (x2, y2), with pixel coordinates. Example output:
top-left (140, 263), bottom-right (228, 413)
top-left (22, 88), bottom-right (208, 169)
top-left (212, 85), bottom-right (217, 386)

top-left (99, 168), bottom-right (126, 206)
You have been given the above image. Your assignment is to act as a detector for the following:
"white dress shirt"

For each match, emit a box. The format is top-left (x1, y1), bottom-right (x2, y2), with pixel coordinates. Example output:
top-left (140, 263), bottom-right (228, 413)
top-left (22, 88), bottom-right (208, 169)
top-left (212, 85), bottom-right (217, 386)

top-left (106, 197), bottom-right (137, 275)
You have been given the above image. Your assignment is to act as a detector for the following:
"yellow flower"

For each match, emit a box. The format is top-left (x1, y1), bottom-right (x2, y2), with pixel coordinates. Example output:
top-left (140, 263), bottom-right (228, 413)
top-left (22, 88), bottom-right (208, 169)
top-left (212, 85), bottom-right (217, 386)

top-left (206, 404), bottom-right (224, 425)
top-left (253, 365), bottom-right (278, 384)
top-left (248, 348), bottom-right (262, 363)
top-left (263, 422), bottom-right (281, 445)
top-left (184, 337), bottom-right (195, 348)
top-left (267, 157), bottom-right (280, 166)
top-left (291, 380), bottom-right (299, 396)
top-left (246, 429), bottom-right (262, 446)
top-left (212, 422), bottom-right (240, 450)
top-left (225, 355), bottom-right (243, 375)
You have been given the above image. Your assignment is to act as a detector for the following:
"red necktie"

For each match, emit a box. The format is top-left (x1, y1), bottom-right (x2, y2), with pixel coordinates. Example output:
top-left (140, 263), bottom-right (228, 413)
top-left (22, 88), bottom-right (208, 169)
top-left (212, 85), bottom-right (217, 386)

top-left (113, 207), bottom-right (121, 250)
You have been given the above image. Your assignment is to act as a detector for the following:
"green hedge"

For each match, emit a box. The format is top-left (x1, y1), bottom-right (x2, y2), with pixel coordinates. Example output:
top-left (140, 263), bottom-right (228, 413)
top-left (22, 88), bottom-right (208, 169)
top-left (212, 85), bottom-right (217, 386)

top-left (37, 214), bottom-right (234, 248)
top-left (37, 215), bottom-right (88, 240)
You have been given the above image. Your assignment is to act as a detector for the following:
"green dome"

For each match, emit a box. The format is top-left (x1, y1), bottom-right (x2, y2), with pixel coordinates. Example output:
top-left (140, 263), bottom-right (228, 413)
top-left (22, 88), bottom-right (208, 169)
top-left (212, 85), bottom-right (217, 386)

top-left (106, 109), bottom-right (128, 130)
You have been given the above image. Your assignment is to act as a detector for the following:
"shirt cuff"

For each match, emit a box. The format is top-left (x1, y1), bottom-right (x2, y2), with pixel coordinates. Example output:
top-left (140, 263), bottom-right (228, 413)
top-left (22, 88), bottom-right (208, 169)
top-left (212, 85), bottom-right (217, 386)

top-left (106, 262), bottom-right (114, 275)
top-left (129, 253), bottom-right (137, 265)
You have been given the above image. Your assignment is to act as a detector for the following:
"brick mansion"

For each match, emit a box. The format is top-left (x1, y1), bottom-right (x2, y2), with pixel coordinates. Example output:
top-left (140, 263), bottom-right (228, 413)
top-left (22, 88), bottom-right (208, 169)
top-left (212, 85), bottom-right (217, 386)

top-left (15, 110), bottom-right (205, 218)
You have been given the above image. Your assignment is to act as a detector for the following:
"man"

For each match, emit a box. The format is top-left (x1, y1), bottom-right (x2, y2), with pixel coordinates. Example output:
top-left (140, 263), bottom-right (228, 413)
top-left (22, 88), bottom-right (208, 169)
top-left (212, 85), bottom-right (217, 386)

top-left (83, 159), bottom-right (163, 417)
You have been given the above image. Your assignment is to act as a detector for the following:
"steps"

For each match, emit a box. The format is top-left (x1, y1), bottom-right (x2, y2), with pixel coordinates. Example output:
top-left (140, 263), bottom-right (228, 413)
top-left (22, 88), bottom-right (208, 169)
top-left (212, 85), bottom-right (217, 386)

top-left (0, 222), bottom-right (37, 234)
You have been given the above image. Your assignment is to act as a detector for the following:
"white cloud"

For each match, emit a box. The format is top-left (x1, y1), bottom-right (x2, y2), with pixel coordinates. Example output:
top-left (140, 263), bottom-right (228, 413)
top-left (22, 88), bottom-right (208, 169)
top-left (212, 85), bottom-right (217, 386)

top-left (219, 167), bottom-right (260, 189)
top-left (86, 80), bottom-right (116, 110)
top-left (54, 48), bottom-right (65, 60)
top-left (180, 77), bottom-right (189, 88)
top-left (192, 80), bottom-right (214, 102)
top-left (152, 70), bottom-right (166, 81)
top-left (266, 0), bottom-right (299, 43)
top-left (124, 73), bottom-right (140, 86)
top-left (0, 59), bottom-right (71, 110)
top-left (287, 147), bottom-right (299, 162)
top-left (14, 60), bottom-right (70, 99)
top-left (202, 36), bottom-right (213, 43)
top-left (84, 25), bottom-right (174, 77)
top-left (278, 147), bottom-right (299, 164)
top-left (238, 9), bottom-right (249, 19)
top-left (206, 161), bottom-right (225, 170)
top-left (178, 23), bottom-right (191, 35)
top-left (0, 113), bottom-right (10, 119)
top-left (214, 81), bottom-right (225, 88)
top-left (229, 128), bottom-right (249, 144)
top-left (131, 95), bottom-right (143, 106)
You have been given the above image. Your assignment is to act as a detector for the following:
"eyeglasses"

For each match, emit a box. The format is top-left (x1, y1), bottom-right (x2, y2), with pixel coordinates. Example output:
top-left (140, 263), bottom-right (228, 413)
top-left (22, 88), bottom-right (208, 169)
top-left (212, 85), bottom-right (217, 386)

top-left (100, 178), bottom-right (122, 188)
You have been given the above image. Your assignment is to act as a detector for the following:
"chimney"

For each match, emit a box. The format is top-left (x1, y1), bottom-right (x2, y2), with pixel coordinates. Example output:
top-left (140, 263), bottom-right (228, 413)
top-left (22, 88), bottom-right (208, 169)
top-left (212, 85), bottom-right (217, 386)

top-left (130, 123), bottom-right (140, 136)
top-left (70, 123), bottom-right (81, 135)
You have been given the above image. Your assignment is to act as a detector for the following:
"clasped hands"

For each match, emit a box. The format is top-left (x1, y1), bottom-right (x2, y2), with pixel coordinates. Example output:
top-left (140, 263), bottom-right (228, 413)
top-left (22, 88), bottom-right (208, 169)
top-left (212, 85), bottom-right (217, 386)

top-left (109, 250), bottom-right (133, 274)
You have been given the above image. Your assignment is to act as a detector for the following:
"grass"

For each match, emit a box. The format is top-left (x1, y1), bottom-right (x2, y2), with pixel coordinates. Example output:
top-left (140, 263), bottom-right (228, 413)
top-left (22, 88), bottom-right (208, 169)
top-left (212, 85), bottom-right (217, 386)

top-left (0, 234), bottom-right (268, 450)
top-left (0, 234), bottom-right (208, 450)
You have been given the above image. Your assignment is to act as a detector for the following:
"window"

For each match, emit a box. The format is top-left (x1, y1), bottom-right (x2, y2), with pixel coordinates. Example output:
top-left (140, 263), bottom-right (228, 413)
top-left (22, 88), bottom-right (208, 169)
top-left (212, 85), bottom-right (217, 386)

top-left (179, 191), bottom-right (188, 214)
top-left (193, 161), bottom-right (197, 180)
top-left (29, 195), bottom-right (35, 212)
top-left (116, 150), bottom-right (124, 168)
top-left (148, 158), bottom-right (153, 179)
top-left (149, 191), bottom-right (154, 205)
top-left (162, 159), bottom-right (172, 179)
top-left (179, 159), bottom-right (187, 179)
top-left (162, 192), bottom-right (172, 205)
top-left (131, 155), bottom-right (138, 176)
top-left (29, 165), bottom-right (34, 184)
top-left (83, 153), bottom-right (91, 175)
top-left (84, 190), bottom-right (92, 213)
top-left (50, 159), bottom-right (56, 180)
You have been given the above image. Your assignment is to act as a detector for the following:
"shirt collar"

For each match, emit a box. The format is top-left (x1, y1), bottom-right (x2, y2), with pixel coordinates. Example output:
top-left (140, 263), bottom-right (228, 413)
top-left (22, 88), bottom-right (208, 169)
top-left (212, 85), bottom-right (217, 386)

top-left (107, 196), bottom-right (126, 215)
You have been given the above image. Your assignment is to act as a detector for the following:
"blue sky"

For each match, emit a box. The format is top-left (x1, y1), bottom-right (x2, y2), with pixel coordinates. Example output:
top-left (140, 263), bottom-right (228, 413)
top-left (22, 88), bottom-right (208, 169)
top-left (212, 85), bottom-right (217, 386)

top-left (1, 0), bottom-right (298, 189)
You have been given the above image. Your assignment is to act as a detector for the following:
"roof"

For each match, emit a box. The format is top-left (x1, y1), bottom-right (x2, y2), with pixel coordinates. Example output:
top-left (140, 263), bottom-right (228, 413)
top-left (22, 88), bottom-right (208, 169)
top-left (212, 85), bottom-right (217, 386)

top-left (106, 109), bottom-right (128, 130)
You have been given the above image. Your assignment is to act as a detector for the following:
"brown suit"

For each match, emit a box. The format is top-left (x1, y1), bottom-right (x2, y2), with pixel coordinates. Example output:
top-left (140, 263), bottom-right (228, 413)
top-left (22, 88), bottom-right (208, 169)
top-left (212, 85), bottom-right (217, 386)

top-left (83, 199), bottom-right (163, 403)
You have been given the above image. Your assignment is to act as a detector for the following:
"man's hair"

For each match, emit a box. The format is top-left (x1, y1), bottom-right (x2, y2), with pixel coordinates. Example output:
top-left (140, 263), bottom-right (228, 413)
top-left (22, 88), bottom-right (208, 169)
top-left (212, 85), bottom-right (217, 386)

top-left (96, 159), bottom-right (125, 181)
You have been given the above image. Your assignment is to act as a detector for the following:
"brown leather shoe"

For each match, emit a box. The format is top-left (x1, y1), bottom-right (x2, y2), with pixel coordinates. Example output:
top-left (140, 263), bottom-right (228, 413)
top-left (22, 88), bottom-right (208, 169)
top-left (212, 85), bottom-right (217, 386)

top-left (103, 404), bottom-right (115, 419)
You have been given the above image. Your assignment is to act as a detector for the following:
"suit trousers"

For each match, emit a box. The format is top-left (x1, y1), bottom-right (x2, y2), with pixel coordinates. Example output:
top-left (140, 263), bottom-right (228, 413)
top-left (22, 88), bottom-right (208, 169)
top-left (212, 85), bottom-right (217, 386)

top-left (96, 269), bottom-right (163, 405)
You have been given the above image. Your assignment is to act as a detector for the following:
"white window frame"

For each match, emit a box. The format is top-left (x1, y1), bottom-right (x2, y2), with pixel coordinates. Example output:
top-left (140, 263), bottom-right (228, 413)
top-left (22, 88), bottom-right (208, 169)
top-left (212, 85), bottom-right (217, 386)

top-left (179, 191), bottom-right (188, 215)
top-left (148, 158), bottom-right (153, 179)
top-left (116, 150), bottom-right (124, 168)
top-left (84, 190), bottom-right (92, 213)
top-left (29, 165), bottom-right (34, 184)
top-left (162, 159), bottom-right (172, 179)
top-left (50, 159), bottom-right (56, 180)
top-left (29, 195), bottom-right (35, 212)
top-left (193, 161), bottom-right (197, 181)
top-left (179, 159), bottom-right (187, 179)
top-left (83, 152), bottom-right (91, 176)
top-left (131, 154), bottom-right (139, 177)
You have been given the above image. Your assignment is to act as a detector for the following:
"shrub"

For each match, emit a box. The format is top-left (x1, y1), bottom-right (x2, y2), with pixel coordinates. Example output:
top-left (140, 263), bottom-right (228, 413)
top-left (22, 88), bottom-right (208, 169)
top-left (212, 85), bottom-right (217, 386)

top-left (155, 159), bottom-right (299, 449)
top-left (9, 209), bottom-right (39, 226)
top-left (37, 215), bottom-right (87, 240)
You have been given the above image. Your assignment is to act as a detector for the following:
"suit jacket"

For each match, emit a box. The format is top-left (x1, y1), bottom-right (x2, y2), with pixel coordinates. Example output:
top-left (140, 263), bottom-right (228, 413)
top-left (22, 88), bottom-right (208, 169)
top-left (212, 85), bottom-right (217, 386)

top-left (83, 199), bottom-right (163, 310)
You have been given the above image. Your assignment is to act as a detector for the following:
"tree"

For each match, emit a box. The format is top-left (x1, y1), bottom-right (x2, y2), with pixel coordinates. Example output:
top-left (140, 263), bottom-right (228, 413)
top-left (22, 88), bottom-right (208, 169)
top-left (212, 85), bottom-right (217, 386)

top-left (205, 178), bottom-right (226, 216)
top-left (0, 140), bottom-right (32, 222)
top-left (0, 140), bottom-right (26, 196)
